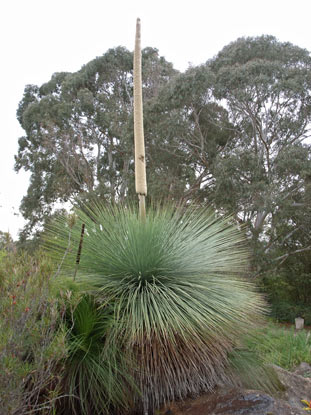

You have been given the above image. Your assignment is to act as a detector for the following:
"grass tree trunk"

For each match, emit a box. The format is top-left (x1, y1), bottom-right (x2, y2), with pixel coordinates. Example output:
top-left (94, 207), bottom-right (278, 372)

top-left (133, 18), bottom-right (147, 221)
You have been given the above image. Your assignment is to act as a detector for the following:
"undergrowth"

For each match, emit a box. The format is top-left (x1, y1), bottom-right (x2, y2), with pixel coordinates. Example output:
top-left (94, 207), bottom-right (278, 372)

top-left (0, 250), bottom-right (66, 415)
top-left (245, 322), bottom-right (311, 370)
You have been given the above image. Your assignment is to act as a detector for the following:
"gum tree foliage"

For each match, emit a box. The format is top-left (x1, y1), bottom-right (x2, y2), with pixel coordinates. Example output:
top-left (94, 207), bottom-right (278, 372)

top-left (208, 36), bottom-right (311, 272)
top-left (143, 65), bottom-right (236, 202)
top-left (15, 47), bottom-right (177, 236)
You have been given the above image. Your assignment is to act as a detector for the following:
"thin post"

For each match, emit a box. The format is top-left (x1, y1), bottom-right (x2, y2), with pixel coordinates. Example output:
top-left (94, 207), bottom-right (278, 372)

top-left (134, 18), bottom-right (147, 220)
top-left (73, 223), bottom-right (85, 280)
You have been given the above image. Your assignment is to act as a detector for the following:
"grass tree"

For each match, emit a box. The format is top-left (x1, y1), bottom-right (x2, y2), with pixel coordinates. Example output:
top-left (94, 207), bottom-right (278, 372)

top-left (45, 18), bottom-right (279, 415)
top-left (47, 203), bottom-right (276, 414)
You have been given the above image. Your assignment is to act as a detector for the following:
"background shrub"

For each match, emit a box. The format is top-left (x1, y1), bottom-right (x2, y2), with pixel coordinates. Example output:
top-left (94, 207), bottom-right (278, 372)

top-left (262, 254), bottom-right (311, 325)
top-left (0, 250), bottom-right (66, 414)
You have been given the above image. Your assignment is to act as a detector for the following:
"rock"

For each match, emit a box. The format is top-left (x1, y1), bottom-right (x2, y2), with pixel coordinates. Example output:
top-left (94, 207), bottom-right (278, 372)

top-left (157, 365), bottom-right (311, 415)
top-left (273, 365), bottom-right (311, 411)
top-left (295, 317), bottom-right (304, 330)
top-left (158, 387), bottom-right (299, 415)
top-left (158, 388), bottom-right (274, 414)
top-left (293, 362), bottom-right (311, 378)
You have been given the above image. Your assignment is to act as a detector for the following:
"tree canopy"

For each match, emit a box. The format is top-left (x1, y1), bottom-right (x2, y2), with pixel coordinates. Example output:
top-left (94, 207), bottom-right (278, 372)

top-left (16, 47), bottom-right (177, 235)
top-left (209, 35), bottom-right (311, 272)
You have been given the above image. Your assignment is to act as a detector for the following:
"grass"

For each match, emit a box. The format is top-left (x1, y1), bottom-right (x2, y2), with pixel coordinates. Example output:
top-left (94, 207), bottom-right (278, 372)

top-left (245, 321), bottom-right (311, 370)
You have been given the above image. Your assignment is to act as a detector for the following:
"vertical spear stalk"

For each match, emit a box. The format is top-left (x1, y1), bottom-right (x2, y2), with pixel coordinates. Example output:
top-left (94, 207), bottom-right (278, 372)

top-left (134, 18), bottom-right (147, 221)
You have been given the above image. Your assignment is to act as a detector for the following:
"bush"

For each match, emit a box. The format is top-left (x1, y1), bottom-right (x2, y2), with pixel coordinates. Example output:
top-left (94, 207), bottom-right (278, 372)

top-left (0, 250), bottom-right (66, 414)
top-left (262, 253), bottom-right (311, 324)
top-left (270, 301), bottom-right (311, 325)
top-left (0, 247), bottom-right (136, 415)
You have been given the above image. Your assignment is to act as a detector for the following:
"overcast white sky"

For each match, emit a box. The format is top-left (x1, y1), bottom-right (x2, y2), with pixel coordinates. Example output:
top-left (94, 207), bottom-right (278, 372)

top-left (1, 0), bottom-right (311, 239)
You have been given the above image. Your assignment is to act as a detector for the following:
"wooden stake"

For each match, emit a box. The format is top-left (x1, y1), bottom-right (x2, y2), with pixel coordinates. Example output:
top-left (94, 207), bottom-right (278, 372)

top-left (73, 223), bottom-right (85, 280)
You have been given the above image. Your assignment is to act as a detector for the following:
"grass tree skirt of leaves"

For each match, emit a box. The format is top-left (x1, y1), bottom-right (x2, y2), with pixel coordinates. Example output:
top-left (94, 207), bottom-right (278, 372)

top-left (45, 203), bottom-right (276, 414)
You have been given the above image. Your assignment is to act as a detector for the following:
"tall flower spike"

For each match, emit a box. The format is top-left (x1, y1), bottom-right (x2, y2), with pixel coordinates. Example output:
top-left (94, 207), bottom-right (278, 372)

top-left (133, 18), bottom-right (147, 221)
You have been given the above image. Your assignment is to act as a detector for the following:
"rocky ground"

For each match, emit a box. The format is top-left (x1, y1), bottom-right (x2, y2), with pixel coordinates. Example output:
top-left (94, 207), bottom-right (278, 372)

top-left (158, 363), bottom-right (311, 415)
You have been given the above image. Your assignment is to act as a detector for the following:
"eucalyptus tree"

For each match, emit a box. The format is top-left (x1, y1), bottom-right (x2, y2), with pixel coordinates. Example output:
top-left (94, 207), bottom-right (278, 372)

top-left (209, 36), bottom-right (311, 271)
top-left (15, 46), bottom-right (177, 235)
top-left (143, 65), bottom-right (236, 203)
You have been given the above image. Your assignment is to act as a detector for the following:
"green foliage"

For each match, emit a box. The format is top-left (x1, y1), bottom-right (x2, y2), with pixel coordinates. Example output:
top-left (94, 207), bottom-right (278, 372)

top-left (0, 248), bottom-right (136, 415)
top-left (0, 231), bottom-right (15, 252)
top-left (261, 251), bottom-right (311, 323)
top-left (245, 323), bottom-right (311, 370)
top-left (144, 65), bottom-right (236, 204)
top-left (269, 302), bottom-right (311, 326)
top-left (46, 203), bottom-right (268, 413)
top-left (61, 294), bottom-right (135, 415)
top-left (209, 35), bottom-right (311, 273)
top-left (0, 251), bottom-right (66, 414)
